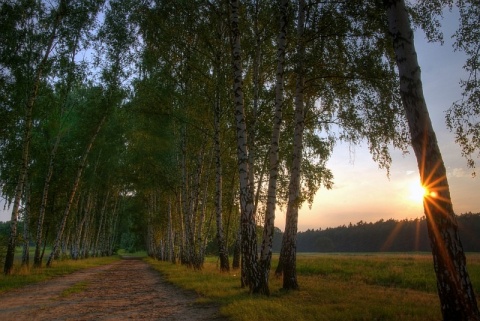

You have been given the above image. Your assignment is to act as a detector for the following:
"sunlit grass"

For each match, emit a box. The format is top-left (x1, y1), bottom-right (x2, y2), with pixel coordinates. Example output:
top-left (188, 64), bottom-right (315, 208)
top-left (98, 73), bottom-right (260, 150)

top-left (146, 253), bottom-right (480, 321)
top-left (295, 253), bottom-right (437, 291)
top-left (0, 255), bottom-right (120, 294)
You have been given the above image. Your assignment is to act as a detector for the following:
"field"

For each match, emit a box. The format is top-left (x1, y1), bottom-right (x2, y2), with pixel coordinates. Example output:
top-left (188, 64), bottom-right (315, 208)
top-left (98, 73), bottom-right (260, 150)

top-left (147, 253), bottom-right (480, 321)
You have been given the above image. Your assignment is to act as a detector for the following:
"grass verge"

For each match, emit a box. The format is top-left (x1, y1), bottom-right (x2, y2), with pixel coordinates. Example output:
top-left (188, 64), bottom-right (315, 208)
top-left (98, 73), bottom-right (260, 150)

top-left (0, 255), bottom-right (120, 294)
top-left (146, 253), bottom-right (480, 321)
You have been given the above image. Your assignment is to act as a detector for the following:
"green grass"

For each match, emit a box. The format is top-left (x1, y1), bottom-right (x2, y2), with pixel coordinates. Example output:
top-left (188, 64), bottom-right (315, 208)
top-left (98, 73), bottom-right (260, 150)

top-left (0, 255), bottom-right (120, 294)
top-left (60, 281), bottom-right (89, 297)
top-left (117, 249), bottom-right (147, 257)
top-left (146, 253), bottom-right (480, 321)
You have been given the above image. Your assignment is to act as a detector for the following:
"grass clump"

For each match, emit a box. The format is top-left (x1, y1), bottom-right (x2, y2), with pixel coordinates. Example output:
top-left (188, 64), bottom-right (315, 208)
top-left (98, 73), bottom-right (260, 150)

top-left (146, 253), bottom-right (480, 321)
top-left (60, 281), bottom-right (89, 297)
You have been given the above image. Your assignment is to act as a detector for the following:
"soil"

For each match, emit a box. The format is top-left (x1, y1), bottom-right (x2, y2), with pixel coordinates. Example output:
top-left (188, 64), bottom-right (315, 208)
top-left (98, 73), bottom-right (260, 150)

top-left (0, 258), bottom-right (228, 320)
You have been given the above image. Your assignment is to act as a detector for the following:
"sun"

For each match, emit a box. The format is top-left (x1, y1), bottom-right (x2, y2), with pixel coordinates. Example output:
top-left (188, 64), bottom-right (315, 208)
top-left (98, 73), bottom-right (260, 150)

top-left (408, 181), bottom-right (428, 203)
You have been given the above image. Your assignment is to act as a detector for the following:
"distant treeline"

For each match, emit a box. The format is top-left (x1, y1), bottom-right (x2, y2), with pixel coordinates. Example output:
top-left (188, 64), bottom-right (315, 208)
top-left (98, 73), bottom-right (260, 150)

top-left (272, 213), bottom-right (480, 252)
top-left (3, 213), bottom-right (480, 254)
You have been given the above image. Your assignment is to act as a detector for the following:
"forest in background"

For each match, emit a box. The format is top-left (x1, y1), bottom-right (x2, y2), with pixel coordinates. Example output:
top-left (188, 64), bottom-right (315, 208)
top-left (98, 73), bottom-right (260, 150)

top-left (4, 211), bottom-right (480, 255)
top-left (271, 212), bottom-right (480, 253)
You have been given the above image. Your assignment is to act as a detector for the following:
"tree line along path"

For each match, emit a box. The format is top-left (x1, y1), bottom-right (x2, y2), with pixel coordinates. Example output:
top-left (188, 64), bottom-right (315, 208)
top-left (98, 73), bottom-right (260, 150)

top-left (0, 258), bottom-right (226, 320)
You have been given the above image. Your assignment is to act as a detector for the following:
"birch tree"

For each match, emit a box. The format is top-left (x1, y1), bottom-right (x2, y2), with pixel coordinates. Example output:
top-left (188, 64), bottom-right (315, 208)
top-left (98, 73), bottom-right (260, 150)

top-left (273, 0), bottom-right (409, 289)
top-left (228, 0), bottom-right (260, 290)
top-left (1, 0), bottom-right (66, 275)
top-left (383, 1), bottom-right (480, 319)
top-left (214, 73), bottom-right (230, 272)
top-left (257, 0), bottom-right (289, 295)
top-left (279, 0), bottom-right (306, 291)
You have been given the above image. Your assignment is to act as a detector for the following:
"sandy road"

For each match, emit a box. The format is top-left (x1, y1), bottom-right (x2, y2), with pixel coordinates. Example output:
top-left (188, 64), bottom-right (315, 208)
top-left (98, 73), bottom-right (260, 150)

top-left (0, 258), bottom-right (227, 320)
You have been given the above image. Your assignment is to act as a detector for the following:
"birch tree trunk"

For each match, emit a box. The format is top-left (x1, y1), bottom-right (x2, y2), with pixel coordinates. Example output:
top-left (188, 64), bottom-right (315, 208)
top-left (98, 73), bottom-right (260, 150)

top-left (178, 189), bottom-right (187, 265)
top-left (167, 197), bottom-right (175, 263)
top-left (72, 195), bottom-right (88, 260)
top-left (46, 113), bottom-right (108, 267)
top-left (147, 195), bottom-right (155, 257)
top-left (248, 0), bottom-right (261, 218)
top-left (277, 0), bottom-right (306, 291)
top-left (195, 153), bottom-right (211, 268)
top-left (384, 1), bottom-right (480, 320)
top-left (228, 0), bottom-right (259, 291)
top-left (257, 0), bottom-right (289, 295)
top-left (34, 133), bottom-right (62, 267)
top-left (79, 194), bottom-right (94, 259)
top-left (180, 128), bottom-right (188, 265)
top-left (107, 195), bottom-right (119, 256)
top-left (182, 145), bottom-right (205, 269)
top-left (214, 88), bottom-right (230, 272)
top-left (94, 191), bottom-right (110, 257)
top-left (21, 180), bottom-right (31, 267)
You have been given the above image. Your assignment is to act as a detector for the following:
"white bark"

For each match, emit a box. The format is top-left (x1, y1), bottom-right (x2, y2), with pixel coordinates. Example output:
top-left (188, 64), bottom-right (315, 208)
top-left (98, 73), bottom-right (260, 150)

top-left (229, 0), bottom-right (259, 291)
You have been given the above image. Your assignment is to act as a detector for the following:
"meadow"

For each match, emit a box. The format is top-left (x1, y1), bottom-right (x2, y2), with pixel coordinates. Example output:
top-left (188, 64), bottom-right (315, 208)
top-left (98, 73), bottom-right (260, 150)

top-left (147, 253), bottom-right (480, 321)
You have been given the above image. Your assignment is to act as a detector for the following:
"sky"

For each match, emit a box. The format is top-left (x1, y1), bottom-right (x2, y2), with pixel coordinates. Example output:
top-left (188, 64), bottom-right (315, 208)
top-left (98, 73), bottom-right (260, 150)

top-left (1, 10), bottom-right (479, 232)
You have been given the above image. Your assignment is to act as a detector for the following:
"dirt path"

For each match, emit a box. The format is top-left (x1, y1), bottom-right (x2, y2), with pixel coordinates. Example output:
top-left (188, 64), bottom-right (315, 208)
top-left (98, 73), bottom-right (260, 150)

top-left (0, 258), bottom-right (227, 320)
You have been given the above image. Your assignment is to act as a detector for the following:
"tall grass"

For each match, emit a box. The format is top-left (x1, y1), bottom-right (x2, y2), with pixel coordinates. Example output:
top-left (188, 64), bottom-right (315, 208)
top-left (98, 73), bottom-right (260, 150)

top-left (147, 253), bottom-right (480, 321)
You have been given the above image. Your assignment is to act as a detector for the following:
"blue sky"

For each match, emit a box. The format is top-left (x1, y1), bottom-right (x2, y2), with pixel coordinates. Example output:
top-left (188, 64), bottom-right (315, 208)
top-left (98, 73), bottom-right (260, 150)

top-left (2, 9), bottom-right (479, 232)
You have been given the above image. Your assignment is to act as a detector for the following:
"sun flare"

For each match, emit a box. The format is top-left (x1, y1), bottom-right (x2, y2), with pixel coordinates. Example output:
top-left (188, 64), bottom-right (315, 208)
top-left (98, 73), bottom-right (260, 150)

top-left (408, 181), bottom-right (428, 203)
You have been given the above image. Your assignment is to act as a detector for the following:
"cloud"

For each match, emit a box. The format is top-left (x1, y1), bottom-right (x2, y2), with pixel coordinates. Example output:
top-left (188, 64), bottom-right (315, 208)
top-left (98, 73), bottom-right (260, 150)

top-left (449, 167), bottom-right (472, 178)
